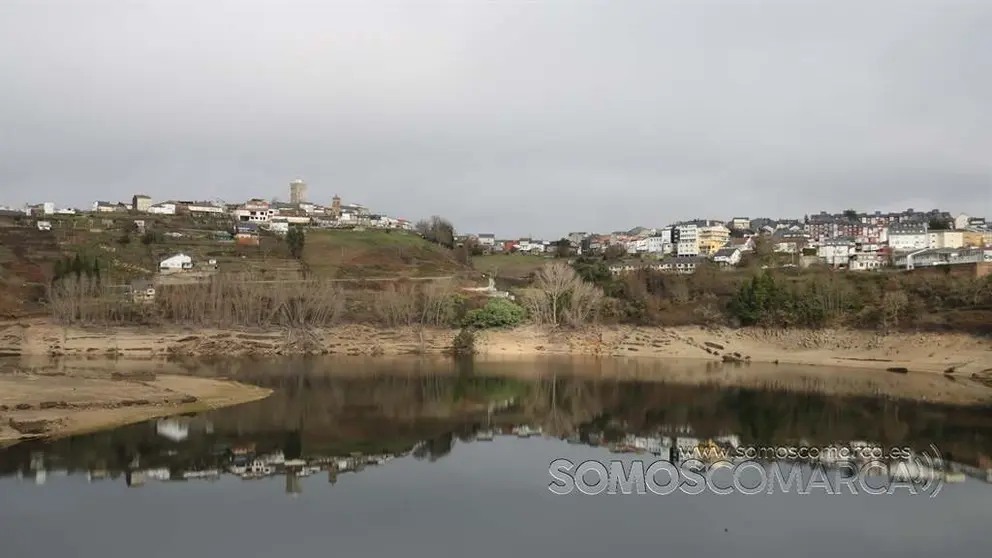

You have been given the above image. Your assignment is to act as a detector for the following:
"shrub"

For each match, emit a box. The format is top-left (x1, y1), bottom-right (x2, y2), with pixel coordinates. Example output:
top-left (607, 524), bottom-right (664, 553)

top-left (451, 328), bottom-right (475, 356)
top-left (141, 230), bottom-right (164, 245)
top-left (462, 298), bottom-right (525, 329)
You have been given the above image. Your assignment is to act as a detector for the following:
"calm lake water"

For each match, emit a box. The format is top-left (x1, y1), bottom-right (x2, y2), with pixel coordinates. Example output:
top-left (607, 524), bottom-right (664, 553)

top-left (2, 357), bottom-right (992, 557)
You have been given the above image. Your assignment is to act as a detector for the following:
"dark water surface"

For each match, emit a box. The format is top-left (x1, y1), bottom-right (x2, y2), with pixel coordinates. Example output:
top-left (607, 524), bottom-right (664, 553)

top-left (2, 357), bottom-right (992, 557)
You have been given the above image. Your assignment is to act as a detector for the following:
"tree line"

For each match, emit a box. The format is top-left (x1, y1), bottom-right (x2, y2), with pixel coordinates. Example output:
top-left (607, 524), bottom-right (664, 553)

top-left (568, 252), bottom-right (992, 333)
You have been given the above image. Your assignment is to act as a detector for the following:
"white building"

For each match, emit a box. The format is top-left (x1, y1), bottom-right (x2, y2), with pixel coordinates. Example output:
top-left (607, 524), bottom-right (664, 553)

top-left (658, 256), bottom-right (708, 274)
top-left (673, 224), bottom-right (700, 257)
top-left (954, 213), bottom-right (970, 230)
top-left (818, 239), bottom-right (856, 267)
top-left (712, 247), bottom-right (742, 266)
top-left (159, 253), bottom-right (193, 273)
top-left (516, 239), bottom-right (545, 253)
top-left (928, 230), bottom-right (964, 249)
top-left (887, 222), bottom-right (929, 252)
top-left (184, 202), bottom-right (225, 214)
top-left (848, 254), bottom-right (888, 271)
top-left (270, 214), bottom-right (311, 225)
top-left (234, 199), bottom-right (277, 222)
top-left (93, 201), bottom-right (121, 213)
top-left (475, 233), bottom-right (496, 247)
top-left (147, 203), bottom-right (177, 215)
top-left (627, 235), bottom-right (671, 254)
top-left (132, 195), bottom-right (152, 212)
top-left (268, 221), bottom-right (289, 235)
top-left (728, 217), bottom-right (750, 230)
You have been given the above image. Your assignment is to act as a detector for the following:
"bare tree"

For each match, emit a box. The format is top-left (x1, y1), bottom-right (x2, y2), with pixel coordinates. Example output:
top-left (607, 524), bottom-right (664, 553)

top-left (564, 279), bottom-right (603, 325)
top-left (419, 280), bottom-right (455, 328)
top-left (880, 290), bottom-right (909, 331)
top-left (523, 262), bottom-right (604, 327)
top-left (373, 283), bottom-right (418, 327)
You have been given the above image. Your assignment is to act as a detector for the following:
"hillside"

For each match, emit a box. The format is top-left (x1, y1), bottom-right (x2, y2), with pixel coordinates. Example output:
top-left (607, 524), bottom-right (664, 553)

top-left (0, 227), bottom-right (62, 317)
top-left (303, 229), bottom-right (465, 279)
top-left (0, 214), bottom-right (470, 317)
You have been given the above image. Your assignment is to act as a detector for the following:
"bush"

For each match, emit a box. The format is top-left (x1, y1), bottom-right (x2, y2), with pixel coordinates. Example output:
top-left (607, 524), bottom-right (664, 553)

top-left (462, 298), bottom-right (525, 329)
top-left (141, 230), bottom-right (164, 245)
top-left (451, 328), bottom-right (475, 356)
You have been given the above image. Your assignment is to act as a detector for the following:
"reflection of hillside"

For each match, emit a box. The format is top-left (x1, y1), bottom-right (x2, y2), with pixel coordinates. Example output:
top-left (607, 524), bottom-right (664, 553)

top-left (3, 366), bottom-right (992, 482)
top-left (202, 370), bottom-right (530, 456)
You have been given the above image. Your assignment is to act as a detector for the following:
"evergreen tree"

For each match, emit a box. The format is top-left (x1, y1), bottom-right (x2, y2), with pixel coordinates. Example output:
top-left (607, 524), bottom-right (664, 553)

top-left (286, 227), bottom-right (306, 259)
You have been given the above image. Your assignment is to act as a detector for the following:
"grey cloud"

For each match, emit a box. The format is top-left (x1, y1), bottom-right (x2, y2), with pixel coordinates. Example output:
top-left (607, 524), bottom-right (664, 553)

top-left (1, 0), bottom-right (990, 237)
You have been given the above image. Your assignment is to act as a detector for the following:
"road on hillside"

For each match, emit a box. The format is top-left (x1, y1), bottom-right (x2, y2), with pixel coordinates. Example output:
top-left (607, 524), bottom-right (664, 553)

top-left (152, 275), bottom-right (460, 286)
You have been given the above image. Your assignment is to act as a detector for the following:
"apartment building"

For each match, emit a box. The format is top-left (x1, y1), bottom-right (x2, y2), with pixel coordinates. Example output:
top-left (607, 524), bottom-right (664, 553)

top-left (887, 222), bottom-right (929, 252)
top-left (697, 223), bottom-right (730, 255)
top-left (671, 224), bottom-right (700, 257)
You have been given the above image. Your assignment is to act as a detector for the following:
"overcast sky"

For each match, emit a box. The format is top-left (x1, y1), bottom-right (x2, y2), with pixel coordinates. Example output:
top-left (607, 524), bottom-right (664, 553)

top-left (1, 0), bottom-right (990, 237)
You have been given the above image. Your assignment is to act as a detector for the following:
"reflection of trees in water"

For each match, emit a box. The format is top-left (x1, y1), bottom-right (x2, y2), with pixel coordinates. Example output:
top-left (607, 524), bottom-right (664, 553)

top-left (5, 367), bottom-right (992, 475)
top-left (523, 363), bottom-right (599, 437)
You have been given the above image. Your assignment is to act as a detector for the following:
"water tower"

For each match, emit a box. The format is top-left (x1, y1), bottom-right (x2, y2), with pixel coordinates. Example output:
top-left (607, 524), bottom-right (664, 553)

top-left (289, 179), bottom-right (308, 205)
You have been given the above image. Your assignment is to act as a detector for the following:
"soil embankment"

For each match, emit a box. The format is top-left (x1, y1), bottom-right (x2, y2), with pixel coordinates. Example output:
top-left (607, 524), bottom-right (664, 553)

top-left (2, 319), bottom-right (990, 378)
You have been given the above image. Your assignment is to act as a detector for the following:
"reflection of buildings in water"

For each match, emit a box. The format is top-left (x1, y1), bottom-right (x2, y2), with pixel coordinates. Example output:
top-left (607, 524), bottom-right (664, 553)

top-left (183, 469), bottom-right (220, 480)
top-left (30, 452), bottom-right (46, 485)
top-left (285, 470), bottom-right (301, 496)
top-left (660, 424), bottom-right (694, 436)
top-left (126, 471), bottom-right (146, 487)
top-left (512, 425), bottom-right (543, 438)
top-left (156, 419), bottom-right (189, 443)
top-left (946, 461), bottom-right (990, 483)
top-left (145, 468), bottom-right (171, 481)
top-left (475, 430), bottom-right (494, 441)
top-left (87, 469), bottom-right (109, 482)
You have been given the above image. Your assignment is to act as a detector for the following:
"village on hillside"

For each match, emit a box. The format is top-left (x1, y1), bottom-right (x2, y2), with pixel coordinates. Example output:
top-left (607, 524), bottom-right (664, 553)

top-left (460, 210), bottom-right (991, 276)
top-left (2, 180), bottom-right (991, 291)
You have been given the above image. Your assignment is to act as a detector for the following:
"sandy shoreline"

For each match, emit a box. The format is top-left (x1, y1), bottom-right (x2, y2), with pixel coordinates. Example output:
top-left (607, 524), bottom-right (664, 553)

top-left (2, 319), bottom-right (990, 376)
top-left (0, 364), bottom-right (271, 446)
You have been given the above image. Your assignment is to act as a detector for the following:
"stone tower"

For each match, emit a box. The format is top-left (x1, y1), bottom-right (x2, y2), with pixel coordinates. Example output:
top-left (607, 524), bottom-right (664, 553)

top-left (331, 194), bottom-right (341, 219)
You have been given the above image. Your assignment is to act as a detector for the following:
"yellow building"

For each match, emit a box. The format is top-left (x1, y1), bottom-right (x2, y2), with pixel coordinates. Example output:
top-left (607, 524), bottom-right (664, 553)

top-left (698, 224), bottom-right (731, 255)
top-left (962, 230), bottom-right (992, 248)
